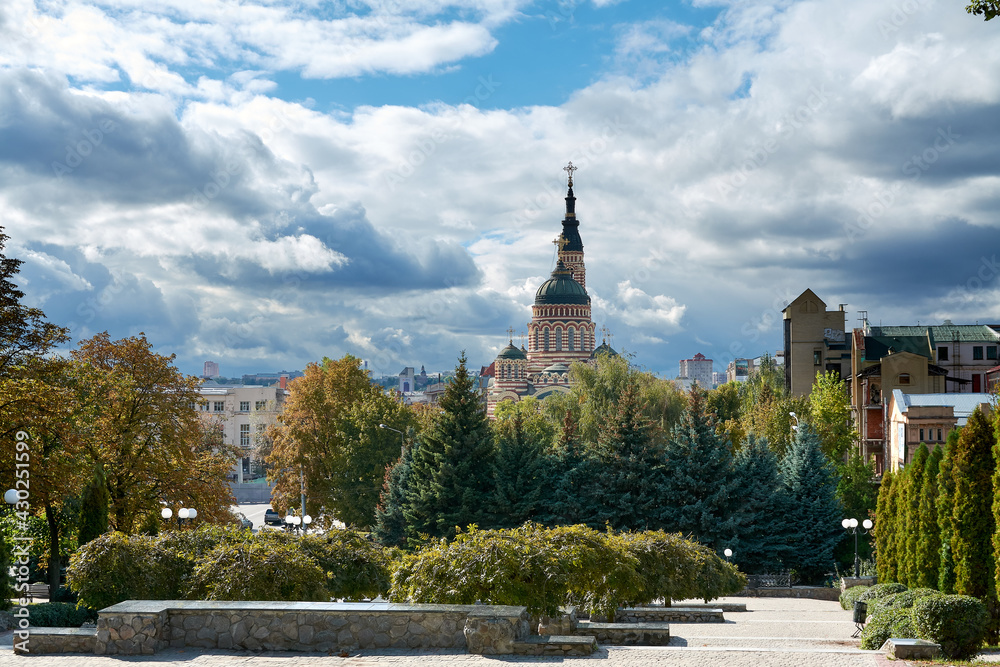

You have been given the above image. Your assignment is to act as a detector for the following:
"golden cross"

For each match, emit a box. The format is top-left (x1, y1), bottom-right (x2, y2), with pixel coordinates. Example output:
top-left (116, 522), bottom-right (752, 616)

top-left (600, 326), bottom-right (612, 344)
top-left (563, 161), bottom-right (577, 187)
top-left (552, 234), bottom-right (568, 251)
top-left (506, 326), bottom-right (515, 343)
top-left (519, 330), bottom-right (526, 348)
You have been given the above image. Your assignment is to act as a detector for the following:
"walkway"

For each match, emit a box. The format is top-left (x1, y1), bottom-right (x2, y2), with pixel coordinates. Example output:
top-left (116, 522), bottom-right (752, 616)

top-left (1, 596), bottom-right (892, 666)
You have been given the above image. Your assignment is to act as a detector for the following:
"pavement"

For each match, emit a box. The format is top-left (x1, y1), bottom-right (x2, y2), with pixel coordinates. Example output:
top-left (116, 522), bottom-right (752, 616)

top-left (0, 596), bottom-right (904, 666)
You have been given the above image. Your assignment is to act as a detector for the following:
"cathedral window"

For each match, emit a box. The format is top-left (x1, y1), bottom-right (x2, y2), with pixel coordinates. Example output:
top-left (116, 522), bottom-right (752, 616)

top-left (568, 327), bottom-right (575, 351)
top-left (555, 327), bottom-right (563, 351)
top-left (544, 328), bottom-right (550, 351)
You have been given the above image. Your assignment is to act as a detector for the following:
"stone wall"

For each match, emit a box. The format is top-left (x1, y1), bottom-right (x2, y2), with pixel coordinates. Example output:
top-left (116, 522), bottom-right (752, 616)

top-left (738, 586), bottom-right (841, 601)
top-left (14, 627), bottom-right (97, 655)
top-left (617, 607), bottom-right (723, 623)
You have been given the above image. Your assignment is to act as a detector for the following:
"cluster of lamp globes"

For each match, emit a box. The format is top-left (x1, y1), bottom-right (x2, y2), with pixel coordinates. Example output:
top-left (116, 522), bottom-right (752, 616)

top-left (161, 507), bottom-right (197, 521)
top-left (284, 514), bottom-right (313, 529)
top-left (842, 518), bottom-right (873, 531)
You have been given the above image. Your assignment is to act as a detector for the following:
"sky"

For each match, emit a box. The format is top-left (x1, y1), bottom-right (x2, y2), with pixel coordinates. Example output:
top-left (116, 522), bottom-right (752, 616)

top-left (2, 0), bottom-right (999, 380)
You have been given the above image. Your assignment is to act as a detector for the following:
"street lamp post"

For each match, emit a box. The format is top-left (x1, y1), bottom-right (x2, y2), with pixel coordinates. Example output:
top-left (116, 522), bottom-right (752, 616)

top-left (789, 411), bottom-right (800, 432)
top-left (379, 423), bottom-right (404, 449)
top-left (723, 548), bottom-right (733, 563)
top-left (3, 489), bottom-right (18, 505)
top-left (842, 517), bottom-right (874, 577)
top-left (284, 513), bottom-right (313, 535)
top-left (160, 507), bottom-right (197, 529)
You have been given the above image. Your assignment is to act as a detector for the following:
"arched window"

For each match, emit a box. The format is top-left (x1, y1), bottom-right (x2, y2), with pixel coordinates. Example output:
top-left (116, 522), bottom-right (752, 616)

top-left (544, 328), bottom-right (550, 351)
top-left (568, 327), bottom-right (576, 351)
top-left (533, 329), bottom-right (539, 351)
top-left (555, 327), bottom-right (563, 351)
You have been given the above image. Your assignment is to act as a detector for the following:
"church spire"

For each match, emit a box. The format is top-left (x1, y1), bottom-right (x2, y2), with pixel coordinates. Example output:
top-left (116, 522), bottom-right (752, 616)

top-left (563, 161), bottom-right (577, 218)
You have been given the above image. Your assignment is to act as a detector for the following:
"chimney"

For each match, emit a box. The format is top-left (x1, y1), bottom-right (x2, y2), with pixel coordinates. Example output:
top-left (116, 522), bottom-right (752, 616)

top-left (279, 374), bottom-right (288, 389)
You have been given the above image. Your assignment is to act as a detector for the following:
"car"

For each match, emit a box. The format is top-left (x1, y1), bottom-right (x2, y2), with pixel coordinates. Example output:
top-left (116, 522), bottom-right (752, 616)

top-left (235, 512), bottom-right (253, 530)
top-left (263, 507), bottom-right (283, 526)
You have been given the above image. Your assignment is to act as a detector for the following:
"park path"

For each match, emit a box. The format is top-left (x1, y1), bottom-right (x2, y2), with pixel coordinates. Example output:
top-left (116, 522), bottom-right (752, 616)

top-left (0, 596), bottom-right (894, 666)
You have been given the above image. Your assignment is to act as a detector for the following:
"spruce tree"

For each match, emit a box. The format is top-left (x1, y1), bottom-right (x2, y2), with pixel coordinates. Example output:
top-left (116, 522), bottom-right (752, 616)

top-left (730, 434), bottom-right (785, 574)
top-left (491, 411), bottom-right (547, 528)
top-left (874, 471), bottom-right (897, 583)
top-left (77, 467), bottom-right (110, 546)
top-left (916, 445), bottom-right (943, 589)
top-left (775, 424), bottom-right (843, 583)
top-left (660, 388), bottom-right (742, 547)
top-left (951, 407), bottom-right (996, 600)
top-left (592, 384), bottom-right (667, 531)
top-left (938, 433), bottom-right (958, 593)
top-left (543, 410), bottom-right (602, 528)
top-left (372, 444), bottom-right (413, 548)
top-left (902, 444), bottom-right (929, 587)
top-left (403, 352), bottom-right (495, 541)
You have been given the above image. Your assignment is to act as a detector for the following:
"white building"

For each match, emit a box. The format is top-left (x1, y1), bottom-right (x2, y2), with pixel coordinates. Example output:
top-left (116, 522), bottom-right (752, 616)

top-left (196, 383), bottom-right (288, 483)
top-left (679, 353), bottom-right (714, 389)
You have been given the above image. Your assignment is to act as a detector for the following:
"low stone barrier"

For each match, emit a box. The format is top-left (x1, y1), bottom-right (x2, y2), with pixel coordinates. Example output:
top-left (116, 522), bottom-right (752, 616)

top-left (617, 607), bottom-right (723, 623)
top-left (881, 638), bottom-right (942, 660)
top-left (738, 586), bottom-right (840, 601)
top-left (576, 621), bottom-right (671, 645)
top-left (514, 635), bottom-right (597, 655)
top-left (14, 627), bottom-right (97, 655)
top-left (91, 601), bottom-right (528, 656)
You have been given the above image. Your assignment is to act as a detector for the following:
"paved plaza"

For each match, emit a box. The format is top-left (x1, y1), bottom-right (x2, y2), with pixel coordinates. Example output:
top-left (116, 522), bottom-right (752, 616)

top-left (0, 597), bottom-right (898, 666)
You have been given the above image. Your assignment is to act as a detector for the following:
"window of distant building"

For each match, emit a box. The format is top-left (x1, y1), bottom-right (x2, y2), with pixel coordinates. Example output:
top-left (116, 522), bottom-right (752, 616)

top-left (239, 401), bottom-right (250, 412)
top-left (898, 373), bottom-right (911, 385)
top-left (213, 401), bottom-right (225, 411)
top-left (920, 428), bottom-right (925, 442)
top-left (989, 346), bottom-right (998, 360)
top-left (938, 346), bottom-right (948, 361)
top-left (240, 424), bottom-right (250, 447)
top-left (813, 350), bottom-right (822, 365)
top-left (938, 428), bottom-right (943, 441)
top-left (255, 400), bottom-right (266, 410)
top-left (973, 374), bottom-right (982, 392)
top-left (568, 327), bottom-right (575, 351)
top-left (974, 346), bottom-right (984, 360)
top-left (555, 327), bottom-right (563, 351)
top-left (544, 328), bottom-right (550, 351)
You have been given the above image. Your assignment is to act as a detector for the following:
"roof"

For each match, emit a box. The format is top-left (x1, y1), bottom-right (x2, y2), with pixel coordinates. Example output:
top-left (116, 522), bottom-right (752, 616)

top-left (541, 362), bottom-right (570, 374)
top-left (496, 343), bottom-right (527, 360)
top-left (871, 324), bottom-right (1000, 343)
top-left (893, 389), bottom-right (994, 425)
top-left (535, 260), bottom-right (590, 305)
top-left (592, 342), bottom-right (619, 358)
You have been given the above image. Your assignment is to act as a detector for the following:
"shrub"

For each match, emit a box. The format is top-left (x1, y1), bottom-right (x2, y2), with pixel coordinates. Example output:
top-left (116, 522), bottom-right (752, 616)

top-left (66, 532), bottom-right (190, 610)
top-left (859, 607), bottom-right (916, 650)
top-left (23, 602), bottom-right (98, 627)
top-left (912, 594), bottom-right (988, 659)
top-left (299, 530), bottom-right (393, 601)
top-left (857, 582), bottom-right (907, 602)
top-left (868, 588), bottom-right (939, 618)
top-left (188, 540), bottom-right (328, 601)
top-left (840, 585), bottom-right (870, 610)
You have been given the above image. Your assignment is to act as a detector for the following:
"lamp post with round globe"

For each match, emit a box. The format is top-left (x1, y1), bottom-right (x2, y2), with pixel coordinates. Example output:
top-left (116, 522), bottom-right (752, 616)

top-left (842, 517), bottom-right (873, 577)
top-left (160, 506), bottom-right (197, 529)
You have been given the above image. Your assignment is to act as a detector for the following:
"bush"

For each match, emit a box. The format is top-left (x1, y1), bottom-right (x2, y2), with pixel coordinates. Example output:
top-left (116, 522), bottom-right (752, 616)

top-left (868, 588), bottom-right (939, 618)
top-left (188, 539), bottom-right (328, 601)
top-left (23, 602), bottom-right (98, 627)
top-left (857, 582), bottom-right (907, 602)
top-left (840, 585), bottom-right (870, 610)
top-left (299, 531), bottom-right (393, 601)
top-left (860, 607), bottom-right (916, 650)
top-left (912, 594), bottom-right (988, 659)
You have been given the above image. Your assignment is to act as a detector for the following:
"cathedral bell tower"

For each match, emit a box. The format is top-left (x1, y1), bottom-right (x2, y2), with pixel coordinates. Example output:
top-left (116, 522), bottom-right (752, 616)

top-left (557, 161), bottom-right (586, 289)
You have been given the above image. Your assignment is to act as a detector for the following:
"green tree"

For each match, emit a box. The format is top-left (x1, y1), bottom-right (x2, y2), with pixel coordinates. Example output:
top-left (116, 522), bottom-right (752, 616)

top-left (916, 445), bottom-right (943, 589)
top-left (939, 433), bottom-right (959, 593)
top-left (77, 466), bottom-right (110, 546)
top-left (660, 389), bottom-right (742, 548)
top-left (267, 354), bottom-right (415, 528)
top-left (874, 471), bottom-right (896, 582)
top-left (730, 434), bottom-right (785, 574)
top-left (951, 407), bottom-right (996, 601)
top-left (372, 443), bottom-right (413, 548)
top-left (491, 408), bottom-right (548, 528)
top-left (542, 410), bottom-right (602, 528)
top-left (835, 452), bottom-right (878, 574)
top-left (901, 444), bottom-right (930, 586)
top-left (967, 0), bottom-right (999, 20)
top-left (404, 352), bottom-right (495, 541)
top-left (808, 371), bottom-right (854, 462)
top-left (776, 425), bottom-right (843, 582)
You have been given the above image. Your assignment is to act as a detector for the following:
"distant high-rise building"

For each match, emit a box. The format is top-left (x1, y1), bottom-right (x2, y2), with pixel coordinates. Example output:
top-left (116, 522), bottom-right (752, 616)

top-left (203, 361), bottom-right (220, 378)
top-left (712, 371), bottom-right (725, 387)
top-left (679, 353), bottom-right (713, 389)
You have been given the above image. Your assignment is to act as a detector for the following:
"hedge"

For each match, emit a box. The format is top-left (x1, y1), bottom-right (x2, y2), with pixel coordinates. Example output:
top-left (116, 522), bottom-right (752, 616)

top-left (867, 588), bottom-right (939, 618)
top-left (857, 582), bottom-right (907, 602)
top-left (21, 602), bottom-right (98, 627)
top-left (859, 607), bottom-right (916, 651)
top-left (912, 594), bottom-right (988, 659)
top-left (839, 585), bottom-right (869, 610)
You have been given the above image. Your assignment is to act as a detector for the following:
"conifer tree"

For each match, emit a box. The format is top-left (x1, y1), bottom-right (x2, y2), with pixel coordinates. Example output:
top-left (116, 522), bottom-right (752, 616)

top-left (730, 435), bottom-right (785, 574)
top-left (592, 384), bottom-right (666, 531)
top-left (916, 444), bottom-right (943, 589)
top-left (888, 467), bottom-right (906, 582)
top-left (834, 452), bottom-right (877, 573)
top-left (491, 410), bottom-right (547, 528)
top-left (542, 410), bottom-right (602, 527)
top-left (776, 425), bottom-right (843, 582)
top-left (902, 444), bottom-right (929, 587)
top-left (403, 352), bottom-right (495, 541)
top-left (951, 407), bottom-right (997, 600)
top-left (874, 471), bottom-right (897, 583)
top-left (660, 388), bottom-right (742, 547)
top-left (77, 466), bottom-right (110, 546)
top-left (372, 443), bottom-right (413, 548)
top-left (938, 433), bottom-right (959, 593)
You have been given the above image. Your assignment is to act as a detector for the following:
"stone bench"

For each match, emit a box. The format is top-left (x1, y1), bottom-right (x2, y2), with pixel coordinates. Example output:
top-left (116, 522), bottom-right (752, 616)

top-left (513, 634), bottom-right (597, 655)
top-left (617, 607), bottom-right (724, 623)
top-left (13, 627), bottom-right (97, 655)
top-left (576, 620), bottom-right (671, 645)
top-left (671, 602), bottom-right (747, 612)
top-left (90, 600), bottom-right (529, 656)
top-left (881, 638), bottom-right (942, 660)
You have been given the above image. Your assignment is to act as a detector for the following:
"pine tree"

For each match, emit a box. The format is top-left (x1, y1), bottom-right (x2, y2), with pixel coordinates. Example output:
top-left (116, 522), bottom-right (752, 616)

top-left (491, 411), bottom-right (547, 528)
top-left (874, 471), bottom-right (897, 583)
top-left (730, 434), bottom-right (785, 574)
top-left (660, 388), bottom-right (742, 547)
top-left (916, 445), bottom-right (943, 589)
top-left (403, 352), bottom-right (495, 541)
top-left (592, 384), bottom-right (667, 531)
top-left (776, 424), bottom-right (843, 583)
top-left (77, 466), bottom-right (110, 546)
top-left (543, 410), bottom-right (602, 528)
top-left (938, 433), bottom-right (958, 593)
top-left (951, 407), bottom-right (996, 600)
top-left (902, 444), bottom-right (929, 586)
top-left (372, 444), bottom-right (413, 548)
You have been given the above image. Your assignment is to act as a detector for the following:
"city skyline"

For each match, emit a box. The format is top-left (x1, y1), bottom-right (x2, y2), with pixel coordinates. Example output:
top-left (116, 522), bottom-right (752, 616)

top-left (4, 1), bottom-right (999, 379)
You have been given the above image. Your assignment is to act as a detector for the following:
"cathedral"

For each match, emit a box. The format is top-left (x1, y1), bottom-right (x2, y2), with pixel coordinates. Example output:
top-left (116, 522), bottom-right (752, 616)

top-left (485, 163), bottom-right (617, 418)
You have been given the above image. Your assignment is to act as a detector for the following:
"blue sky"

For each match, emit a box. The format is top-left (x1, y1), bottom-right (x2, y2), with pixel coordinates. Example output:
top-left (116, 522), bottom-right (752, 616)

top-left (3, 0), bottom-right (1000, 380)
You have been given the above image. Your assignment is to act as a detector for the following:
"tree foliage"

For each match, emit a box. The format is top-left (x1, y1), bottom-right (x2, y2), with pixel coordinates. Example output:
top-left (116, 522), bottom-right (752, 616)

top-left (808, 371), bottom-right (855, 462)
top-left (916, 445), bottom-right (943, 589)
top-left (967, 0), bottom-right (1000, 21)
top-left (950, 407), bottom-right (996, 601)
top-left (730, 435), bottom-right (785, 574)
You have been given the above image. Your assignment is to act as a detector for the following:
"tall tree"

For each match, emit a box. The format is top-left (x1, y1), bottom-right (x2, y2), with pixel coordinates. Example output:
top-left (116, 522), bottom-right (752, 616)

top-left (835, 452), bottom-right (878, 573)
top-left (730, 434), bottom-right (785, 574)
top-left (938, 432), bottom-right (959, 593)
top-left (660, 389), bottom-right (742, 548)
top-left (808, 371), bottom-right (854, 462)
top-left (491, 407), bottom-right (548, 528)
top-left (372, 442), bottom-right (414, 548)
top-left (776, 424), bottom-right (843, 583)
top-left (73, 332), bottom-right (237, 533)
top-left (77, 466), bottom-right (110, 546)
top-left (404, 352), bottom-right (495, 541)
top-left (901, 444), bottom-right (930, 587)
top-left (542, 410), bottom-right (602, 528)
top-left (874, 471), bottom-right (897, 583)
top-left (951, 407), bottom-right (996, 601)
top-left (916, 445), bottom-right (943, 589)
top-left (267, 354), bottom-right (415, 528)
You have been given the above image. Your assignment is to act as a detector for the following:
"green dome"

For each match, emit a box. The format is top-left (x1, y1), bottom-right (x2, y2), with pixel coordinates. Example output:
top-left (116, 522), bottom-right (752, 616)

top-left (591, 342), bottom-right (618, 358)
top-left (497, 343), bottom-right (526, 360)
top-left (535, 261), bottom-right (590, 306)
